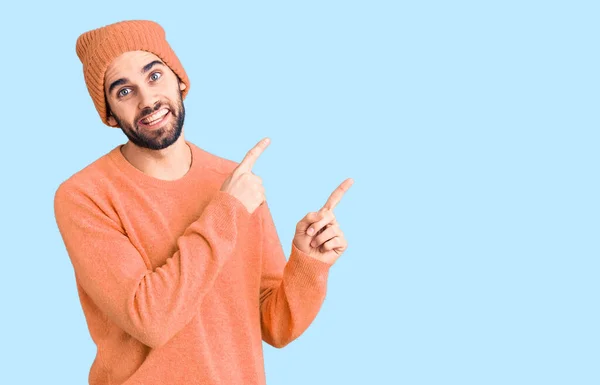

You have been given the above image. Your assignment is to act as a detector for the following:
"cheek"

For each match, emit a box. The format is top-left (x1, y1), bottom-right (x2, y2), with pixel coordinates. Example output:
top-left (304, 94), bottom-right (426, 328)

top-left (113, 106), bottom-right (139, 125)
top-left (164, 88), bottom-right (180, 104)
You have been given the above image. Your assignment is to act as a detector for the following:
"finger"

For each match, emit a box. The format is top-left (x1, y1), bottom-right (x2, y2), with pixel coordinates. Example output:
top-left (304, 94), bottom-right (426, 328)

top-left (314, 222), bottom-right (331, 237)
top-left (320, 207), bottom-right (338, 226)
top-left (296, 210), bottom-right (327, 234)
top-left (306, 209), bottom-right (335, 236)
top-left (236, 137), bottom-right (270, 174)
top-left (320, 236), bottom-right (347, 252)
top-left (310, 225), bottom-right (341, 248)
top-left (322, 178), bottom-right (354, 211)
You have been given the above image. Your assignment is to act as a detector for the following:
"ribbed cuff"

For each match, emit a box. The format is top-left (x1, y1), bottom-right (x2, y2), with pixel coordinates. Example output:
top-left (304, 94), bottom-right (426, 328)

top-left (185, 190), bottom-right (251, 246)
top-left (207, 190), bottom-right (252, 228)
top-left (284, 242), bottom-right (332, 289)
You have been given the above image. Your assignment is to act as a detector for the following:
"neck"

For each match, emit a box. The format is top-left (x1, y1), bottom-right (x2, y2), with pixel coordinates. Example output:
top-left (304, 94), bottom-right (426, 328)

top-left (120, 134), bottom-right (192, 181)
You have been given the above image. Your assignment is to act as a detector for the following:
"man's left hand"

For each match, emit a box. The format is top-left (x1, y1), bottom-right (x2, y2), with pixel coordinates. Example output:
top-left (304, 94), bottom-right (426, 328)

top-left (293, 178), bottom-right (354, 265)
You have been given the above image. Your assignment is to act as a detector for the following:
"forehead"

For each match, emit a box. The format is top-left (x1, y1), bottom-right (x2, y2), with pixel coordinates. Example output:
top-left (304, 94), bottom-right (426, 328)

top-left (104, 50), bottom-right (162, 84)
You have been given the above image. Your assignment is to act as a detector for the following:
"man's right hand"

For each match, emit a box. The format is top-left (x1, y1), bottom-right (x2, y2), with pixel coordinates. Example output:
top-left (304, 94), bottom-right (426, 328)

top-left (220, 138), bottom-right (271, 214)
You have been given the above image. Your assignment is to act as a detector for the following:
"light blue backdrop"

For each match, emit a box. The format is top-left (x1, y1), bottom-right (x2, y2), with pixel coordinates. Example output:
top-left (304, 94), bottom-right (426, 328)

top-left (0, 1), bottom-right (598, 384)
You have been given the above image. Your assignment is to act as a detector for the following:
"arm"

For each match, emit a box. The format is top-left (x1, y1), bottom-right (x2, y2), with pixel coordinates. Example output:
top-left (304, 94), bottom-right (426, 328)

top-left (54, 185), bottom-right (249, 348)
top-left (258, 201), bottom-right (332, 348)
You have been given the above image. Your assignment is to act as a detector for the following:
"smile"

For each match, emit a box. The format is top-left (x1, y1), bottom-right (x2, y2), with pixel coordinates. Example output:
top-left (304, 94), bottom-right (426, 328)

top-left (139, 109), bottom-right (170, 127)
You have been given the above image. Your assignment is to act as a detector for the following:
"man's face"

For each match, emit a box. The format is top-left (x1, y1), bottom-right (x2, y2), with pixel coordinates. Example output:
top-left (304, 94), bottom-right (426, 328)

top-left (104, 51), bottom-right (187, 150)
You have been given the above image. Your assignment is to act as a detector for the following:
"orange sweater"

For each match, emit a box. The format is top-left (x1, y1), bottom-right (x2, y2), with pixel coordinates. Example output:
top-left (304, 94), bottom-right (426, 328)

top-left (53, 141), bottom-right (332, 385)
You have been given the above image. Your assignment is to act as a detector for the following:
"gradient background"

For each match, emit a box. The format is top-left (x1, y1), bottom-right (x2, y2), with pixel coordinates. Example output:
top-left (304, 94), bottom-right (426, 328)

top-left (1, 1), bottom-right (598, 384)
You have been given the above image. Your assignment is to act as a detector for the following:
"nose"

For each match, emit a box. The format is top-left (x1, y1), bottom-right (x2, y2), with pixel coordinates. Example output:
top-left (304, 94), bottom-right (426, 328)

top-left (137, 86), bottom-right (160, 112)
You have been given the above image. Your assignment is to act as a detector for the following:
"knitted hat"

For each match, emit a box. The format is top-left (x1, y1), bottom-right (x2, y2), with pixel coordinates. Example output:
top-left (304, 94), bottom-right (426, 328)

top-left (75, 20), bottom-right (190, 126)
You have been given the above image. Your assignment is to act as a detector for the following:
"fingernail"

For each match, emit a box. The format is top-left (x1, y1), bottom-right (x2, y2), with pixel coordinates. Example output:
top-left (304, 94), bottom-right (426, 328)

top-left (307, 227), bottom-right (314, 235)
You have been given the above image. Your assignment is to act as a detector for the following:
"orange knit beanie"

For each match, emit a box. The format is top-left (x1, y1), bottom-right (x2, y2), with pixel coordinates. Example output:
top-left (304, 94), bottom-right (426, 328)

top-left (75, 20), bottom-right (190, 126)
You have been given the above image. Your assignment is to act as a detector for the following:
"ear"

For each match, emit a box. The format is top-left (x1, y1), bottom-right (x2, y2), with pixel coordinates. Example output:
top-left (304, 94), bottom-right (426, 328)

top-left (107, 114), bottom-right (118, 127)
top-left (179, 81), bottom-right (187, 92)
top-left (105, 96), bottom-right (119, 127)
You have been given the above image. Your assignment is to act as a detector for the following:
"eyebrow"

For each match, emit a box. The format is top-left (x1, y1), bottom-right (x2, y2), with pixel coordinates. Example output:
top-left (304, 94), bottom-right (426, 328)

top-left (107, 60), bottom-right (165, 96)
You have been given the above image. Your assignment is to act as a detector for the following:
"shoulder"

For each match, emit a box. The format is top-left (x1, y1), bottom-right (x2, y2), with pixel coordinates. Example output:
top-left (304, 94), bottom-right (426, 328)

top-left (53, 150), bottom-right (115, 207)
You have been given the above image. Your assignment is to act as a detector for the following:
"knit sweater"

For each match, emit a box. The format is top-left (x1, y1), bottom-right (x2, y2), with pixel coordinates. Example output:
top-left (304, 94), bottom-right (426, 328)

top-left (53, 140), bottom-right (332, 385)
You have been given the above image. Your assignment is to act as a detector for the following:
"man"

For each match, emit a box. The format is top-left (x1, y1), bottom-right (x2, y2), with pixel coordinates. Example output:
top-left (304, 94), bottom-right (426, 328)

top-left (54, 20), bottom-right (353, 385)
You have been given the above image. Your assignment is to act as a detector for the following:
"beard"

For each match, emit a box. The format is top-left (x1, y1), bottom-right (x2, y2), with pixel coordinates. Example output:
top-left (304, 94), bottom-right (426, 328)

top-left (112, 91), bottom-right (186, 150)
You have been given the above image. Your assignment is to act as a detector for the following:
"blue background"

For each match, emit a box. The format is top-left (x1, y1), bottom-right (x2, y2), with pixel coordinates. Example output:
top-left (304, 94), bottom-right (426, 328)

top-left (1, 1), bottom-right (598, 384)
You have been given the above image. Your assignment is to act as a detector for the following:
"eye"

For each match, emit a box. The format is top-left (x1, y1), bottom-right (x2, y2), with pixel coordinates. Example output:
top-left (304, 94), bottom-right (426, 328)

top-left (117, 88), bottom-right (131, 98)
top-left (150, 72), bottom-right (162, 81)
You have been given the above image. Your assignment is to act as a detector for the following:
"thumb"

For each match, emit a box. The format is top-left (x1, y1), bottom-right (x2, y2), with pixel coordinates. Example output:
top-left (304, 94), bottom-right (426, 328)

top-left (301, 209), bottom-right (329, 235)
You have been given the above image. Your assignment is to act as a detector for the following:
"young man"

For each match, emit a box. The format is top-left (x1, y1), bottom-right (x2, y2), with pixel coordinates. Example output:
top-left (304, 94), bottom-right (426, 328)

top-left (54, 20), bottom-right (353, 385)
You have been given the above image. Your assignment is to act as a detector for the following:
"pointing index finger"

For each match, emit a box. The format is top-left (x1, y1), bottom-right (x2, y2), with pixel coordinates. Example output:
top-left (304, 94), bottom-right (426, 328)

top-left (236, 137), bottom-right (270, 173)
top-left (322, 178), bottom-right (354, 211)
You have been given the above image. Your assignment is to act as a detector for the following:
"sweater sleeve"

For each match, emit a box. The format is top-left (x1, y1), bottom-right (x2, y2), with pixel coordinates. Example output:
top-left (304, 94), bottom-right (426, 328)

top-left (257, 201), bottom-right (332, 348)
top-left (54, 185), bottom-right (249, 349)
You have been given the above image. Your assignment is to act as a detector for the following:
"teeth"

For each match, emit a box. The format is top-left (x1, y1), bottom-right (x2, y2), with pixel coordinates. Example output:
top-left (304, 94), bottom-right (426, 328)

top-left (141, 109), bottom-right (169, 124)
